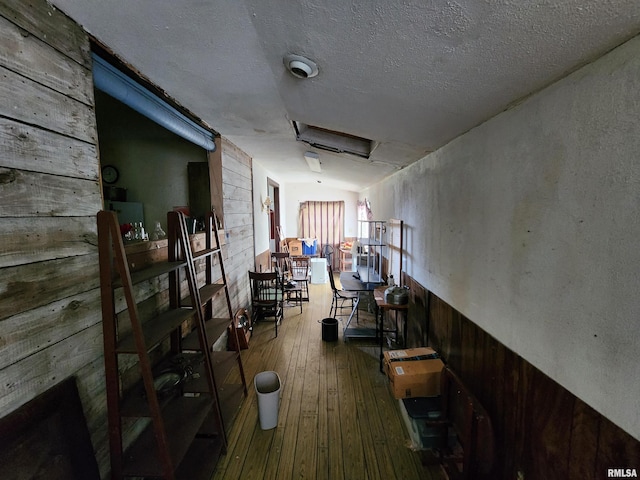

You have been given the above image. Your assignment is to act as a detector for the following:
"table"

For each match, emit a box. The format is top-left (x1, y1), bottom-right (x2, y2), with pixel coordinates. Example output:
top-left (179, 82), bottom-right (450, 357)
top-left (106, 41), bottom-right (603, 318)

top-left (339, 271), bottom-right (382, 341)
top-left (373, 286), bottom-right (409, 372)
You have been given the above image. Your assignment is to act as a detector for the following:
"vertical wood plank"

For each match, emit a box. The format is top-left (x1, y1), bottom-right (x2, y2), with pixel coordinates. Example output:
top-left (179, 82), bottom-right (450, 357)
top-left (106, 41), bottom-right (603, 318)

top-left (569, 398), bottom-right (600, 480)
top-left (523, 369), bottom-right (574, 480)
top-left (595, 415), bottom-right (640, 478)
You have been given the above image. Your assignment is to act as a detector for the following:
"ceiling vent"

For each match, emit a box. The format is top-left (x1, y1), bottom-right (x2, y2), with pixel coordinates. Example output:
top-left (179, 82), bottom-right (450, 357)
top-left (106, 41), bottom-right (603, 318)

top-left (293, 121), bottom-right (376, 159)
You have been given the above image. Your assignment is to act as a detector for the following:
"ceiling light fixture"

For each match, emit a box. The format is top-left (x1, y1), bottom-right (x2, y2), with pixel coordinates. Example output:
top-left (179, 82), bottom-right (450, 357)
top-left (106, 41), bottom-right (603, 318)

top-left (284, 54), bottom-right (318, 79)
top-left (304, 151), bottom-right (322, 172)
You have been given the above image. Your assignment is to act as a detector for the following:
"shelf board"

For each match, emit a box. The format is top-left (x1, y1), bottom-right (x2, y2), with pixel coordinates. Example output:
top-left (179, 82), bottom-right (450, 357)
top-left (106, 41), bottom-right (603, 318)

top-left (200, 283), bottom-right (226, 304)
top-left (175, 435), bottom-right (224, 480)
top-left (183, 356), bottom-right (246, 435)
top-left (114, 261), bottom-right (187, 287)
top-left (218, 382), bottom-right (246, 433)
top-left (177, 283), bottom-right (225, 309)
top-left (192, 247), bottom-right (221, 260)
top-left (185, 351), bottom-right (239, 394)
top-left (122, 395), bottom-right (218, 477)
top-left (117, 308), bottom-right (196, 353)
top-left (356, 266), bottom-right (382, 284)
top-left (357, 239), bottom-right (385, 246)
top-left (182, 318), bottom-right (229, 351)
top-left (344, 326), bottom-right (378, 340)
top-left (211, 351), bottom-right (239, 377)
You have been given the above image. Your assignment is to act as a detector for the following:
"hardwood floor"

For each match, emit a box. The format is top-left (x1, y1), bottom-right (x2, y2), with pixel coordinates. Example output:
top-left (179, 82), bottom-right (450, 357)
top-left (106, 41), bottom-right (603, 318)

top-left (212, 277), bottom-right (446, 480)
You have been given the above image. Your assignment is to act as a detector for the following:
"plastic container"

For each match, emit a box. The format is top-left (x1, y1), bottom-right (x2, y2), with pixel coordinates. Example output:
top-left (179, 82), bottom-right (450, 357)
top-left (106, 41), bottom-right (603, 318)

top-left (302, 239), bottom-right (317, 255)
top-left (321, 318), bottom-right (338, 341)
top-left (254, 371), bottom-right (281, 430)
top-left (310, 257), bottom-right (328, 284)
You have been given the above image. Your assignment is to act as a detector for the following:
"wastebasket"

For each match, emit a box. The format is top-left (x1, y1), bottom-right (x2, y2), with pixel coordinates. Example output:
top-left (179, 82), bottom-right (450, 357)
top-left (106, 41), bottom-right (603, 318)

top-left (254, 371), bottom-right (281, 430)
top-left (321, 317), bottom-right (338, 342)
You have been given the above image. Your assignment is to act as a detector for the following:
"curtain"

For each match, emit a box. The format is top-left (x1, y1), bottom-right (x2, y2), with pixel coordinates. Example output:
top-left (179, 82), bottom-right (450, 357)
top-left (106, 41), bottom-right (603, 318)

top-left (298, 201), bottom-right (344, 270)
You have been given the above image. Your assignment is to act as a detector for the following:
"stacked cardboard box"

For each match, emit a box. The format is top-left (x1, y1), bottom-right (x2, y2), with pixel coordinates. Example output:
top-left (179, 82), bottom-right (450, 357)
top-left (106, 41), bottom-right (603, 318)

top-left (383, 347), bottom-right (444, 399)
top-left (288, 240), bottom-right (302, 255)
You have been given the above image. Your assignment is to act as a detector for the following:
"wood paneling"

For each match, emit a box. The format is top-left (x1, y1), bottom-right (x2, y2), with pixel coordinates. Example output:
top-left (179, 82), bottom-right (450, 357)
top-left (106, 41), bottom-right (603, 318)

top-left (0, 170), bottom-right (101, 217)
top-left (222, 138), bottom-right (254, 312)
top-left (0, 217), bottom-right (97, 268)
top-left (404, 274), bottom-right (640, 479)
top-left (0, 0), bottom-right (91, 67)
top-left (0, 14), bottom-right (93, 104)
top-left (0, 4), bottom-right (259, 480)
top-left (0, 253), bottom-right (100, 321)
top-left (0, 0), bottom-right (106, 468)
top-left (0, 67), bottom-right (96, 143)
top-left (0, 118), bottom-right (99, 179)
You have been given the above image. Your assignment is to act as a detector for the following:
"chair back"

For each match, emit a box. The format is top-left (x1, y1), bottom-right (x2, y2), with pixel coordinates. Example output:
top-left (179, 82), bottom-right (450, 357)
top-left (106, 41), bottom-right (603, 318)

top-left (327, 264), bottom-right (338, 292)
top-left (248, 271), bottom-right (282, 303)
top-left (271, 251), bottom-right (290, 273)
top-left (290, 256), bottom-right (309, 281)
top-left (322, 244), bottom-right (334, 265)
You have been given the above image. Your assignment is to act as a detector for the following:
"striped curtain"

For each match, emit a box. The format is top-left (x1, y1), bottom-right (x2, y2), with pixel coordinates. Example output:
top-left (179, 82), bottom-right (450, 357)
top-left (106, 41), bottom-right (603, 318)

top-left (298, 201), bottom-right (345, 270)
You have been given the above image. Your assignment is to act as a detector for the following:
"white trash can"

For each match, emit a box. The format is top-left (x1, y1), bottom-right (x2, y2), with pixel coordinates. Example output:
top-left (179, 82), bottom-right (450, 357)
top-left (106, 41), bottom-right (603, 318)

top-left (254, 371), bottom-right (281, 430)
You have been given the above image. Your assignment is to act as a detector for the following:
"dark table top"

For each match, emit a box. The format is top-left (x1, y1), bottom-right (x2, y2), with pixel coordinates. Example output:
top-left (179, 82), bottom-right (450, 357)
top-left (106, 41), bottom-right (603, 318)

top-left (339, 271), bottom-right (382, 291)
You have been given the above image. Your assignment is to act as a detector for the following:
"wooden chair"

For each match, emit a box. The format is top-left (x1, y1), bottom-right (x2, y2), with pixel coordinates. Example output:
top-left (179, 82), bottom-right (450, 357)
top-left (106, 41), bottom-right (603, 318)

top-left (424, 366), bottom-right (495, 479)
top-left (289, 256), bottom-right (310, 302)
top-left (248, 270), bottom-right (284, 337)
top-left (271, 252), bottom-right (303, 313)
top-left (327, 264), bottom-right (359, 322)
top-left (271, 251), bottom-right (290, 274)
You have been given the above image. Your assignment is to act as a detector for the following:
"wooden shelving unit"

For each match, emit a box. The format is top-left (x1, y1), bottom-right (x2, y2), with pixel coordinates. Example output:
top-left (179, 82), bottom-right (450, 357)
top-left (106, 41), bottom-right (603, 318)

top-left (97, 209), bottom-right (247, 480)
top-left (339, 247), bottom-right (352, 272)
top-left (183, 211), bottom-right (248, 433)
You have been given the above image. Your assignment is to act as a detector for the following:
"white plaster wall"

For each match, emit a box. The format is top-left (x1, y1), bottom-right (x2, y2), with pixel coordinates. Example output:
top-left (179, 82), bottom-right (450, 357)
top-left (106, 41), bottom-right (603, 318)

top-left (283, 184), bottom-right (360, 239)
top-left (251, 161), bottom-right (274, 258)
top-left (363, 36), bottom-right (640, 441)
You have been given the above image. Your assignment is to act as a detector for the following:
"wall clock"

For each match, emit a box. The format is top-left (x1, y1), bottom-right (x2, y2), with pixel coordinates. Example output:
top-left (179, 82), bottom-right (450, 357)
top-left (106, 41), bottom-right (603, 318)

top-left (101, 165), bottom-right (119, 184)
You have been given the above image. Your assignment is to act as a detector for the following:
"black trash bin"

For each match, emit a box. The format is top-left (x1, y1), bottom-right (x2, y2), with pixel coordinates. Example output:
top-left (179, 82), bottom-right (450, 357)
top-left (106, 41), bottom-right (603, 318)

top-left (321, 317), bottom-right (338, 342)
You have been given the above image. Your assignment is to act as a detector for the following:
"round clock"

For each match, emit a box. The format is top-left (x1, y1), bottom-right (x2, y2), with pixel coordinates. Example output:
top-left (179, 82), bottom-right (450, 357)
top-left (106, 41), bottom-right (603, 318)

top-left (101, 165), bottom-right (119, 184)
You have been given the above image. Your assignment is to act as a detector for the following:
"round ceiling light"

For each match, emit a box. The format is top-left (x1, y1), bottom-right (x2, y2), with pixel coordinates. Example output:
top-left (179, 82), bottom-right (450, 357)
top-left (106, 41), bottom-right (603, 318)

top-left (283, 54), bottom-right (318, 79)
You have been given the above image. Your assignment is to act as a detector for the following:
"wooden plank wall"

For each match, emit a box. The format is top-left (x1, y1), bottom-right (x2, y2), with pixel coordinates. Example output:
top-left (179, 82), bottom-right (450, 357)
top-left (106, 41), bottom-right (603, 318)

top-left (0, 0), bottom-right (109, 476)
top-left (401, 272), bottom-right (640, 479)
top-left (220, 138), bottom-right (254, 313)
top-left (0, 2), bottom-right (259, 477)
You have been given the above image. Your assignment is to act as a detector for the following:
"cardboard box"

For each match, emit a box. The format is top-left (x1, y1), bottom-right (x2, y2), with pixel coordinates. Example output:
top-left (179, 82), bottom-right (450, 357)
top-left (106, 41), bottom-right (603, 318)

top-left (384, 347), bottom-right (444, 399)
top-left (288, 240), bottom-right (303, 255)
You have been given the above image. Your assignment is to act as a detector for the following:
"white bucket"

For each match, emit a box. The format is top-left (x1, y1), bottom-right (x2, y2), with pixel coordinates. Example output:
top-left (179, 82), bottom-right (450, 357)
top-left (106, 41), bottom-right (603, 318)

top-left (254, 371), bottom-right (281, 430)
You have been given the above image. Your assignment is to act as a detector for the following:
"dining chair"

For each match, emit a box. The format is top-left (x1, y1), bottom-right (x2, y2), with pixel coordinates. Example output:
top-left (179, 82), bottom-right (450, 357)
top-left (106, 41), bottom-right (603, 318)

top-left (327, 264), bottom-right (359, 323)
top-left (271, 251), bottom-right (290, 274)
top-left (289, 256), bottom-right (310, 302)
top-left (248, 270), bottom-right (284, 337)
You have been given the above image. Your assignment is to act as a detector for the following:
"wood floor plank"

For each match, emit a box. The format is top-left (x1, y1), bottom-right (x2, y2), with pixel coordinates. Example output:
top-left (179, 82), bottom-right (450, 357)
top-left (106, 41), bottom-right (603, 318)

top-left (336, 341), bottom-right (367, 479)
top-left (263, 308), bottom-right (306, 479)
top-left (351, 346), bottom-right (396, 480)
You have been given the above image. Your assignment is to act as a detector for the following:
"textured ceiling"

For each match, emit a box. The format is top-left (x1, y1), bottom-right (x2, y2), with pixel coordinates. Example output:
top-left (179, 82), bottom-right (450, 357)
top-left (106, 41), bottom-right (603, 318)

top-left (51, 0), bottom-right (640, 191)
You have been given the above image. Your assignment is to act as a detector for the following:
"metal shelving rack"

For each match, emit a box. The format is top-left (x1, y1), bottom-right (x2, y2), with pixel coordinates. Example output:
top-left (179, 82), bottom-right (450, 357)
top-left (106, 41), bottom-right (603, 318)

top-left (357, 220), bottom-right (386, 286)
